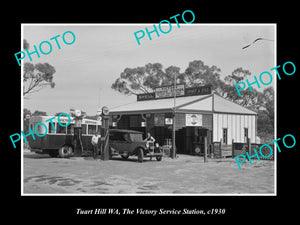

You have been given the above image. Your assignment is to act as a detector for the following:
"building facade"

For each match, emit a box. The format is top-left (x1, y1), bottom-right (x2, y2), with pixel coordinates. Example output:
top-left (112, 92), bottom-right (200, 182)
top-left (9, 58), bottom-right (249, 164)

top-left (109, 85), bottom-right (257, 155)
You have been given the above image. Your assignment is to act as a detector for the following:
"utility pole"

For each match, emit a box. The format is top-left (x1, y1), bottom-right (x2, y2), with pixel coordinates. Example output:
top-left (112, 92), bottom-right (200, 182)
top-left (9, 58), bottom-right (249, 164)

top-left (70, 109), bottom-right (85, 157)
top-left (100, 106), bottom-right (110, 161)
top-left (172, 74), bottom-right (176, 159)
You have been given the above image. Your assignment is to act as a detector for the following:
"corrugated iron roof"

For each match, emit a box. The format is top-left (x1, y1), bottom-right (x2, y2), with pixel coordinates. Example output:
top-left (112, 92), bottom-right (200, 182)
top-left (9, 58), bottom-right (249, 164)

top-left (110, 93), bottom-right (256, 115)
top-left (213, 94), bottom-right (256, 115)
top-left (110, 94), bottom-right (211, 114)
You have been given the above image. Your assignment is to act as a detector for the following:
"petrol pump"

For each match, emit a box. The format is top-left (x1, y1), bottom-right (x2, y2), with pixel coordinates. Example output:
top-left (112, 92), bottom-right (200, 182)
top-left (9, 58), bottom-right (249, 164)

top-left (70, 109), bottom-right (85, 157)
top-left (97, 106), bottom-right (110, 160)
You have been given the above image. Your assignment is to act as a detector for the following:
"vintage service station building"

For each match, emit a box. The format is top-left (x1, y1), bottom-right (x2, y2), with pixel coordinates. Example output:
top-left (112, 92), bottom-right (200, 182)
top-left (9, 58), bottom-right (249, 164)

top-left (110, 85), bottom-right (257, 155)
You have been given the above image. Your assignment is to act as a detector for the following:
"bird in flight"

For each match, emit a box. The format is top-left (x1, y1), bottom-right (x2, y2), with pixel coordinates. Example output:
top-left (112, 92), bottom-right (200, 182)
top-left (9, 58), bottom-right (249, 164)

top-left (242, 38), bottom-right (274, 49)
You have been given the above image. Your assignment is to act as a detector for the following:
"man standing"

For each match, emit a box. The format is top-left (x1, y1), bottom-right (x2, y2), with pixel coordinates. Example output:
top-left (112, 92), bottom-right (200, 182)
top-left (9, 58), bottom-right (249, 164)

top-left (144, 132), bottom-right (156, 150)
top-left (91, 130), bottom-right (101, 159)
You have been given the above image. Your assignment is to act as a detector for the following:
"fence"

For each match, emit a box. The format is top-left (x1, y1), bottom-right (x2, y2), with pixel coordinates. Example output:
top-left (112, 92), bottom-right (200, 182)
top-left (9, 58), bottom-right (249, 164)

top-left (232, 138), bottom-right (274, 160)
top-left (210, 138), bottom-right (274, 160)
top-left (211, 141), bottom-right (222, 158)
top-left (211, 138), bottom-right (233, 158)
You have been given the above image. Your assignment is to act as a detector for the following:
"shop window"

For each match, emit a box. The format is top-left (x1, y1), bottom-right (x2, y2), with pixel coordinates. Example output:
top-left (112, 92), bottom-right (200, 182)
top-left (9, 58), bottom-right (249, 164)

top-left (48, 122), bottom-right (56, 133)
top-left (223, 128), bottom-right (228, 144)
top-left (88, 125), bottom-right (96, 135)
top-left (35, 123), bottom-right (46, 135)
top-left (244, 128), bottom-right (248, 142)
top-left (57, 123), bottom-right (67, 134)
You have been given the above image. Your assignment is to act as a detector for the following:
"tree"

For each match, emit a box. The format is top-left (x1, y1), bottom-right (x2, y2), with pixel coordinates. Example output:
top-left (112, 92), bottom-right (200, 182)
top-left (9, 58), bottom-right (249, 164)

top-left (183, 60), bottom-right (222, 88)
top-left (23, 108), bottom-right (31, 118)
top-left (23, 39), bottom-right (56, 97)
top-left (256, 87), bottom-right (274, 131)
top-left (55, 112), bottom-right (66, 116)
top-left (24, 39), bottom-right (29, 50)
top-left (111, 63), bottom-right (163, 95)
top-left (224, 67), bottom-right (251, 85)
top-left (221, 68), bottom-right (259, 108)
top-left (111, 59), bottom-right (274, 142)
top-left (111, 60), bottom-right (259, 108)
top-left (111, 60), bottom-right (222, 95)
top-left (23, 62), bottom-right (56, 96)
top-left (32, 110), bottom-right (47, 116)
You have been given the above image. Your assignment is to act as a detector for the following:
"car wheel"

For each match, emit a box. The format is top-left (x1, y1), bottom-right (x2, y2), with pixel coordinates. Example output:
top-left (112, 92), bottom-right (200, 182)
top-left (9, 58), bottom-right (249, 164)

top-left (137, 148), bottom-right (144, 163)
top-left (108, 147), bottom-right (113, 160)
top-left (156, 155), bottom-right (162, 161)
top-left (48, 150), bottom-right (59, 158)
top-left (58, 145), bottom-right (72, 158)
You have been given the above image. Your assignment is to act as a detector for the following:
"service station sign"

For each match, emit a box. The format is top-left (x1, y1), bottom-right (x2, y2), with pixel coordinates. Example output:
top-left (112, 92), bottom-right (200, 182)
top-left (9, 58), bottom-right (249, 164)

top-left (186, 114), bottom-right (203, 126)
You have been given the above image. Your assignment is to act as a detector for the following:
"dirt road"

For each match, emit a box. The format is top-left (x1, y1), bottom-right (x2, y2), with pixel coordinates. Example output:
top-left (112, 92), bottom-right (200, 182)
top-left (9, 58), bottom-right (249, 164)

top-left (23, 152), bottom-right (274, 195)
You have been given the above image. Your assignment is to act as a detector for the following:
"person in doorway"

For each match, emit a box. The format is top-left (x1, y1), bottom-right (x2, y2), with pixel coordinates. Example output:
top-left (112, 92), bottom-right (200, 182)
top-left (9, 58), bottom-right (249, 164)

top-left (91, 130), bottom-right (101, 159)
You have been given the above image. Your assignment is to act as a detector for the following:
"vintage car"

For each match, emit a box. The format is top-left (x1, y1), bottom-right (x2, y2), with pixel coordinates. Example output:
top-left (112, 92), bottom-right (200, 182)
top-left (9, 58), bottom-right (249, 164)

top-left (109, 129), bottom-right (163, 162)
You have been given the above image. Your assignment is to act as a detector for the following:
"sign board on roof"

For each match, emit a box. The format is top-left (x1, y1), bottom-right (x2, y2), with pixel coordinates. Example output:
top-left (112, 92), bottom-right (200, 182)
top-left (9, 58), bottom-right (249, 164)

top-left (137, 93), bottom-right (155, 101)
top-left (185, 85), bottom-right (211, 96)
top-left (155, 84), bottom-right (185, 99)
top-left (136, 84), bottom-right (212, 101)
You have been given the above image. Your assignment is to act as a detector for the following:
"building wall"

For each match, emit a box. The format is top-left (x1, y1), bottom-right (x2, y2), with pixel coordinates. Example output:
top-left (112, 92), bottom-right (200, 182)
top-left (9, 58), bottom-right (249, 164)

top-left (174, 113), bottom-right (212, 131)
top-left (116, 113), bottom-right (213, 132)
top-left (213, 113), bottom-right (256, 143)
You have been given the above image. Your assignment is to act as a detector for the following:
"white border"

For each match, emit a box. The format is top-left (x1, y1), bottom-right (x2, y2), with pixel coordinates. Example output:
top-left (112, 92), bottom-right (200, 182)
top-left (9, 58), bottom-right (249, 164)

top-left (21, 23), bottom-right (277, 196)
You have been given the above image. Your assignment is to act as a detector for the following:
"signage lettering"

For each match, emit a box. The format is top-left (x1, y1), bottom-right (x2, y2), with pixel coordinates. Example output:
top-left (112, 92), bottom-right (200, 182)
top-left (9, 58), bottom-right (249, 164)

top-left (137, 85), bottom-right (212, 101)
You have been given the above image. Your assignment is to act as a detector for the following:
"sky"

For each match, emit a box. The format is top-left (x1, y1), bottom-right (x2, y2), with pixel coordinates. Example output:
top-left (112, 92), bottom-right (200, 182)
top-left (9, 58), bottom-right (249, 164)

top-left (22, 24), bottom-right (275, 116)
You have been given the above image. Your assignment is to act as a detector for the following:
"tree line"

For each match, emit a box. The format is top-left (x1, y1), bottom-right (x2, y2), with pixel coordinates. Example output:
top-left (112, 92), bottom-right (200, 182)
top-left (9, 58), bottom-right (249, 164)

top-left (111, 60), bottom-right (274, 142)
top-left (22, 37), bottom-right (273, 142)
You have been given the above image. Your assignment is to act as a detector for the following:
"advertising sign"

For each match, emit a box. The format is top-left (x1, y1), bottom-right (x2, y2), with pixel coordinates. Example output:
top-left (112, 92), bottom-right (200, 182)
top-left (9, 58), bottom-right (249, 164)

top-left (136, 85), bottom-right (212, 101)
top-left (165, 118), bottom-right (173, 125)
top-left (154, 113), bottom-right (165, 126)
top-left (186, 114), bottom-right (202, 126)
top-left (155, 84), bottom-right (185, 99)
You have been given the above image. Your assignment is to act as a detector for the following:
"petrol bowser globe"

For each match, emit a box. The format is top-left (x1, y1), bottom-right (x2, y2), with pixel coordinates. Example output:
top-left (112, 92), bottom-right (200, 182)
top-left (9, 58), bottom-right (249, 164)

top-left (102, 106), bottom-right (109, 116)
top-left (74, 109), bottom-right (81, 117)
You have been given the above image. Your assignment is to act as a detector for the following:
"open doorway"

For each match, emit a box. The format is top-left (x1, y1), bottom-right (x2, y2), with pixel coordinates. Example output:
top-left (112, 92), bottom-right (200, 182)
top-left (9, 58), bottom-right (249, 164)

top-left (176, 127), bottom-right (210, 155)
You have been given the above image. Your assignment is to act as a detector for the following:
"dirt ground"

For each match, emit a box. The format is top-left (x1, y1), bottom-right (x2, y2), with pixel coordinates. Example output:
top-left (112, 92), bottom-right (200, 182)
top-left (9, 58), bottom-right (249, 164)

top-left (23, 151), bottom-right (275, 195)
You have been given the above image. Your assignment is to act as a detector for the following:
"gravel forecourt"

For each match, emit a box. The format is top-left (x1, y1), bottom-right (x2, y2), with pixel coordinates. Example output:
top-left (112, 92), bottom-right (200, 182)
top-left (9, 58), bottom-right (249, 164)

top-left (23, 151), bottom-right (274, 195)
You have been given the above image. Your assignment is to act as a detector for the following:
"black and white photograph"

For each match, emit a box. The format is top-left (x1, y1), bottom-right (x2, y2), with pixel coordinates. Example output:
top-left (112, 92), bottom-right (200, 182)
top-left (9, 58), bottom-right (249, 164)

top-left (20, 23), bottom-right (276, 195)
top-left (4, 3), bottom-right (298, 221)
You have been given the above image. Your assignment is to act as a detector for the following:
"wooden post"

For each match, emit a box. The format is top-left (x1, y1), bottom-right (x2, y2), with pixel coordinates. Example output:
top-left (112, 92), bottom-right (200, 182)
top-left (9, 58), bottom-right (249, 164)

top-left (171, 111), bottom-right (176, 159)
top-left (100, 106), bottom-right (110, 161)
top-left (101, 116), bottom-right (110, 160)
top-left (204, 137), bottom-right (207, 163)
top-left (73, 127), bottom-right (83, 157)
top-left (172, 73), bottom-right (176, 159)
top-left (232, 139), bottom-right (234, 158)
top-left (247, 138), bottom-right (251, 156)
top-left (219, 138), bottom-right (222, 158)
